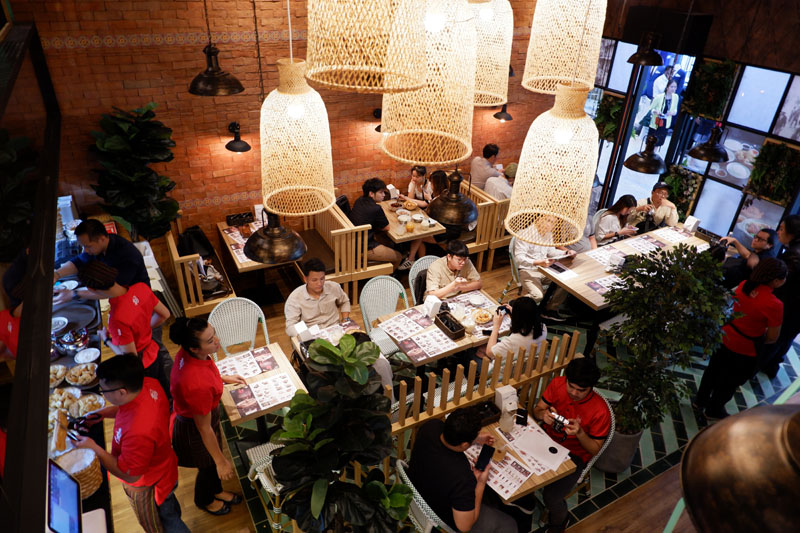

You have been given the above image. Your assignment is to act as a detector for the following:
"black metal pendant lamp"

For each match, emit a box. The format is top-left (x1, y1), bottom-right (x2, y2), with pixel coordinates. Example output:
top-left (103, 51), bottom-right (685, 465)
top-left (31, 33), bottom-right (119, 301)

top-left (244, 210), bottom-right (306, 264)
top-left (189, 0), bottom-right (244, 96)
top-left (687, 126), bottom-right (728, 162)
top-left (627, 31), bottom-right (663, 66)
top-left (428, 171), bottom-right (478, 227)
top-left (624, 134), bottom-right (667, 174)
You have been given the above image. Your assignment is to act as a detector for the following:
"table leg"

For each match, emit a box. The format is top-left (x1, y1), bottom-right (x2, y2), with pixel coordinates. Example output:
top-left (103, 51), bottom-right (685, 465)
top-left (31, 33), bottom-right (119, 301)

top-left (540, 282), bottom-right (558, 309)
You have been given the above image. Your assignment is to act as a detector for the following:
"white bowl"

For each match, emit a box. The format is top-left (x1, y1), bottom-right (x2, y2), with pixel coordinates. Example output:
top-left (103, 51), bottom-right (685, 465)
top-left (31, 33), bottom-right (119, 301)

top-left (411, 213), bottom-right (424, 223)
top-left (51, 316), bottom-right (69, 335)
top-left (74, 347), bottom-right (100, 364)
top-left (397, 214), bottom-right (411, 223)
top-left (727, 162), bottom-right (750, 183)
top-left (469, 295), bottom-right (484, 307)
top-left (396, 209), bottom-right (410, 217)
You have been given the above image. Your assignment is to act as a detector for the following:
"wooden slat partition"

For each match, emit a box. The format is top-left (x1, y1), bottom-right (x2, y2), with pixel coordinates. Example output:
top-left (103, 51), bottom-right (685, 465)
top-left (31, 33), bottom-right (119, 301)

top-left (485, 197), bottom-right (512, 271)
top-left (459, 182), bottom-right (493, 271)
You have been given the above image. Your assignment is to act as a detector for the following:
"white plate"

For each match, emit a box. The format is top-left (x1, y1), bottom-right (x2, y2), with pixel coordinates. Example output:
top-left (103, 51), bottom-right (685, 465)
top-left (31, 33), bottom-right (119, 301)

top-left (75, 347), bottom-right (100, 364)
top-left (469, 295), bottom-right (484, 307)
top-left (397, 214), bottom-right (411, 223)
top-left (59, 280), bottom-right (79, 290)
top-left (51, 316), bottom-right (69, 334)
top-left (686, 156), bottom-right (708, 173)
top-left (724, 139), bottom-right (743, 152)
top-left (396, 209), bottom-right (410, 216)
top-left (727, 162), bottom-right (750, 182)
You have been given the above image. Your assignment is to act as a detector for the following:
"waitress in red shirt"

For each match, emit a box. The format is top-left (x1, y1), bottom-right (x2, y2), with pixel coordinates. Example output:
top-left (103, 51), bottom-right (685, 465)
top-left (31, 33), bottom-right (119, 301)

top-left (169, 317), bottom-right (246, 516)
top-left (695, 258), bottom-right (787, 419)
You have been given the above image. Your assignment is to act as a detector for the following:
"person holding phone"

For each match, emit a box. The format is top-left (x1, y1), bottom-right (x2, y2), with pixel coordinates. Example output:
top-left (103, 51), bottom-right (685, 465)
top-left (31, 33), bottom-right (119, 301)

top-left (408, 407), bottom-right (518, 532)
top-left (475, 297), bottom-right (547, 371)
top-left (626, 182), bottom-right (679, 231)
top-left (596, 195), bottom-right (638, 245)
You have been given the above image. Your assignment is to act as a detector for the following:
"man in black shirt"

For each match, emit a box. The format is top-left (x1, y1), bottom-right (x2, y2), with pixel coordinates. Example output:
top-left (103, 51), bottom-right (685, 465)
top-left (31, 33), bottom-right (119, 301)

top-left (408, 407), bottom-right (517, 533)
top-left (348, 178), bottom-right (405, 269)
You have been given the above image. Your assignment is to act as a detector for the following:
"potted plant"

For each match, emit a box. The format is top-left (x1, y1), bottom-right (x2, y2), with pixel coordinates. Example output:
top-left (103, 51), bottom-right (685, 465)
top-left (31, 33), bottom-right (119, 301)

top-left (594, 92), bottom-right (624, 143)
top-left (90, 102), bottom-right (179, 241)
top-left (745, 141), bottom-right (800, 207)
top-left (662, 165), bottom-right (703, 221)
top-left (271, 334), bottom-right (412, 532)
top-left (595, 244), bottom-right (729, 472)
top-left (0, 129), bottom-right (36, 261)
top-left (681, 59), bottom-right (738, 121)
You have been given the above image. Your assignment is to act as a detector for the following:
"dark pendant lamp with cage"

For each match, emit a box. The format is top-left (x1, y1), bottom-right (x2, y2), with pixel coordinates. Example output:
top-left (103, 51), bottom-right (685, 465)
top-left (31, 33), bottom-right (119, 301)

top-left (189, 0), bottom-right (245, 96)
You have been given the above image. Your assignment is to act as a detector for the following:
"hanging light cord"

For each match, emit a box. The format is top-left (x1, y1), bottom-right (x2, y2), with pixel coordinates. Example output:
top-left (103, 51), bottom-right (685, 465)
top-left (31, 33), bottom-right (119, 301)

top-left (202, 0), bottom-right (212, 45)
top-left (570, 0), bottom-right (593, 87)
top-left (673, 0), bottom-right (695, 67)
top-left (287, 0), bottom-right (294, 62)
top-left (250, 0), bottom-right (265, 100)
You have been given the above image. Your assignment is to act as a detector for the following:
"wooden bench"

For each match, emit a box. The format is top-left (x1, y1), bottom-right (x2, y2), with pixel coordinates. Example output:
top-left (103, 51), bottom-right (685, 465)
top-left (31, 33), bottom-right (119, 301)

top-left (166, 217), bottom-right (236, 317)
top-left (459, 182), bottom-right (493, 272)
top-left (485, 196), bottom-right (511, 271)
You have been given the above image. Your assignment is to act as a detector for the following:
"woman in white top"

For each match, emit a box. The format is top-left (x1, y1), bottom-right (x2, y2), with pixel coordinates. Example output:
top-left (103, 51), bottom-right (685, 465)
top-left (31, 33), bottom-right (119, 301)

top-left (400, 165), bottom-right (433, 209)
top-left (596, 194), bottom-right (638, 245)
top-left (475, 297), bottom-right (547, 369)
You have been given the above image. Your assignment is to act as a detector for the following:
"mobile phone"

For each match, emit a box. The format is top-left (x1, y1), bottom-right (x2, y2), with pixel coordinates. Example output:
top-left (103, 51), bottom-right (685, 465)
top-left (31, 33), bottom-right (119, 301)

top-left (516, 408), bottom-right (528, 426)
top-left (474, 444), bottom-right (495, 471)
top-left (482, 329), bottom-right (493, 336)
top-left (549, 262), bottom-right (567, 273)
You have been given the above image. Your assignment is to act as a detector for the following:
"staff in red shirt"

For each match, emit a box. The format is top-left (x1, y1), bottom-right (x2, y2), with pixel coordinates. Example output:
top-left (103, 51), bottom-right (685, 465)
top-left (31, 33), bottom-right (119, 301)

top-left (695, 258), bottom-right (787, 419)
top-left (0, 278), bottom-right (25, 361)
top-left (75, 355), bottom-right (189, 532)
top-left (533, 358), bottom-right (611, 533)
top-left (77, 262), bottom-right (171, 398)
top-left (169, 317), bottom-right (246, 515)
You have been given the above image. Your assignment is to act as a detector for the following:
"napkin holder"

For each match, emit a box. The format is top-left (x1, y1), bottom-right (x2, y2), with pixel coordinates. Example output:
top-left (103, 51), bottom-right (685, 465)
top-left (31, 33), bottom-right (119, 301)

top-left (289, 321), bottom-right (319, 342)
top-left (495, 385), bottom-right (518, 433)
top-left (434, 311), bottom-right (465, 340)
top-left (423, 295), bottom-right (442, 318)
top-left (684, 216), bottom-right (700, 233)
top-left (386, 184), bottom-right (400, 199)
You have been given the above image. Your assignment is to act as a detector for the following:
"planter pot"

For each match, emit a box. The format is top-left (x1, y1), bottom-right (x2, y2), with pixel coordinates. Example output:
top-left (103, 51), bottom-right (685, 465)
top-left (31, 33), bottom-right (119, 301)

top-left (594, 429), bottom-right (643, 473)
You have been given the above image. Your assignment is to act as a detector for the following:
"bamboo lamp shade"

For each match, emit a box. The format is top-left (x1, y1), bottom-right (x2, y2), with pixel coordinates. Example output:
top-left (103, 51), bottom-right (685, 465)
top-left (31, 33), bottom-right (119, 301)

top-left (522, 0), bottom-right (607, 94)
top-left (305, 0), bottom-right (428, 94)
top-left (379, 0), bottom-right (477, 166)
top-left (471, 0), bottom-right (514, 106)
top-left (505, 84), bottom-right (598, 246)
top-left (260, 58), bottom-right (335, 217)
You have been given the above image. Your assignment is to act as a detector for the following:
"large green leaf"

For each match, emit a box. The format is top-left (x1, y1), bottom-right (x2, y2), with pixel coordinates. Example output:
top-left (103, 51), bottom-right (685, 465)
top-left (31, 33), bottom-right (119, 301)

top-left (310, 479), bottom-right (328, 519)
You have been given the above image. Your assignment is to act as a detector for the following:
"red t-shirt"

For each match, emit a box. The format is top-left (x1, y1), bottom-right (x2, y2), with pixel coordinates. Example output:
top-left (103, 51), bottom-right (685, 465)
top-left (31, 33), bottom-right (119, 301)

top-left (723, 282), bottom-right (784, 357)
top-left (108, 283), bottom-right (159, 368)
top-left (111, 377), bottom-right (178, 505)
top-left (170, 348), bottom-right (223, 418)
top-left (542, 376), bottom-right (611, 463)
top-left (0, 310), bottom-right (20, 358)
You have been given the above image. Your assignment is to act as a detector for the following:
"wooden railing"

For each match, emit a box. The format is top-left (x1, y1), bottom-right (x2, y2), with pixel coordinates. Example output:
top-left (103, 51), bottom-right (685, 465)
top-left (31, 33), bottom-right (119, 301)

top-left (459, 182), bottom-right (494, 272)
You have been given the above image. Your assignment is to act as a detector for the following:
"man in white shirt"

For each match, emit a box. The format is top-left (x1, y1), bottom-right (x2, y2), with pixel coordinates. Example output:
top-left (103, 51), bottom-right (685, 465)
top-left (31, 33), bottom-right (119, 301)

top-left (514, 216), bottom-right (575, 321)
top-left (626, 181), bottom-right (679, 230)
top-left (484, 162), bottom-right (516, 200)
top-left (469, 143), bottom-right (501, 190)
top-left (652, 65), bottom-right (674, 97)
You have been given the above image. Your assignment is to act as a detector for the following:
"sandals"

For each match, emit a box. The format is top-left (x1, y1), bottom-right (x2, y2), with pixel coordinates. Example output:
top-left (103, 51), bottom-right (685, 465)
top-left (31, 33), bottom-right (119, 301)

top-left (215, 493), bottom-right (243, 505)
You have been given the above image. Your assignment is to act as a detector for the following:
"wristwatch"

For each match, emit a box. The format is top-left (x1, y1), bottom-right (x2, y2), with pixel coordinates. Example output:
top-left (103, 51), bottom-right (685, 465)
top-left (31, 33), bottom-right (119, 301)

top-left (614, 231), bottom-right (619, 238)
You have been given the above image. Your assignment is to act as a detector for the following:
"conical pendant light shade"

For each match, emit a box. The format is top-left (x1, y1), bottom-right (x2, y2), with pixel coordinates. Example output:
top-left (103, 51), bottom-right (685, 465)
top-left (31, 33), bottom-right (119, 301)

top-left (628, 31), bottom-right (663, 66)
top-left (244, 211), bottom-right (307, 264)
top-left (189, 44), bottom-right (245, 96)
top-left (471, 0), bottom-right (514, 106)
top-left (688, 127), bottom-right (728, 162)
top-left (380, 0), bottom-right (477, 166)
top-left (305, 0), bottom-right (427, 94)
top-left (506, 84), bottom-right (598, 246)
top-left (522, 0), bottom-right (607, 94)
top-left (624, 135), bottom-right (667, 174)
top-left (260, 58), bottom-right (335, 216)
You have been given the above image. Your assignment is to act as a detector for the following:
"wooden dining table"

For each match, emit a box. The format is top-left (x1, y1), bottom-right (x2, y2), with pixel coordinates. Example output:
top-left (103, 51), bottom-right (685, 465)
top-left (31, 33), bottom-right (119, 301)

top-left (217, 220), bottom-right (271, 273)
top-left (378, 199), bottom-right (445, 243)
top-left (377, 289), bottom-right (510, 367)
top-left (289, 318), bottom-right (365, 359)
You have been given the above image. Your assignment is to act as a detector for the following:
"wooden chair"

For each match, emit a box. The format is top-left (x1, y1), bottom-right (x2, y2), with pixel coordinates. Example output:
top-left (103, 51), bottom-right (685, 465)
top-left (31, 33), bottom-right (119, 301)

top-left (485, 196), bottom-right (512, 271)
top-left (296, 202), bottom-right (353, 293)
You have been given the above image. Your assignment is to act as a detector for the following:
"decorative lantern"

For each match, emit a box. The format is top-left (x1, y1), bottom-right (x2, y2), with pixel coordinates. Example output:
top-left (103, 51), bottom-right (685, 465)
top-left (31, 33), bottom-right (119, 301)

top-left (380, 0), bottom-right (476, 166)
top-left (305, 0), bottom-right (427, 94)
top-left (471, 0), bottom-right (514, 106)
top-left (522, 0), bottom-right (607, 94)
top-left (506, 84), bottom-right (598, 246)
top-left (260, 58), bottom-right (335, 216)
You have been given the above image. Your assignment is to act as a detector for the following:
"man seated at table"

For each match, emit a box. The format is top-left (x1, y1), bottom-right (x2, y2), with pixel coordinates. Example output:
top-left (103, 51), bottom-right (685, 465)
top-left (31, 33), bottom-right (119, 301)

top-left (533, 358), bottom-right (611, 533)
top-left (484, 162), bottom-right (516, 200)
top-left (514, 216), bottom-right (575, 322)
top-left (348, 177), bottom-right (407, 270)
top-left (470, 143), bottom-right (502, 190)
top-left (626, 181), bottom-right (679, 231)
top-left (408, 406), bottom-right (518, 533)
top-left (425, 240), bottom-right (482, 299)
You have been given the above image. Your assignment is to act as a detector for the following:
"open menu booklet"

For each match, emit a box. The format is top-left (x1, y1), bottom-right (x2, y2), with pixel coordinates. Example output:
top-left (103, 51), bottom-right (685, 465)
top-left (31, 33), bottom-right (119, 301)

top-left (215, 346), bottom-right (278, 379)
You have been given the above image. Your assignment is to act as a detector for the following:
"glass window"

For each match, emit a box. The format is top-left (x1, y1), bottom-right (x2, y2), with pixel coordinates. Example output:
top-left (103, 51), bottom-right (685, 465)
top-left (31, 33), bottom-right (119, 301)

top-left (730, 196), bottom-right (785, 247)
top-left (595, 38), bottom-right (615, 88)
top-left (706, 127), bottom-right (764, 188)
top-left (584, 87), bottom-right (603, 117)
top-left (772, 75), bottom-right (800, 142)
top-left (727, 66), bottom-right (791, 132)
top-left (693, 180), bottom-right (742, 236)
top-left (607, 41), bottom-right (636, 93)
top-left (613, 166), bottom-right (660, 205)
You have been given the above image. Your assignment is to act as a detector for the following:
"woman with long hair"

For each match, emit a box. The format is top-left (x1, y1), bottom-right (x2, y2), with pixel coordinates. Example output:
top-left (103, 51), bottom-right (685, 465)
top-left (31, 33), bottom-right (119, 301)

top-left (596, 194), bottom-right (638, 245)
top-left (695, 257), bottom-right (787, 418)
top-left (476, 297), bottom-right (547, 368)
top-left (400, 165), bottom-right (433, 209)
top-left (169, 318), bottom-right (247, 515)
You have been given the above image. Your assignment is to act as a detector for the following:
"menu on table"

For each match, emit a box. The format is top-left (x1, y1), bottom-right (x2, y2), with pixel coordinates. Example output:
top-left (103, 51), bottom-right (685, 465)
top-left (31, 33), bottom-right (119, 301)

top-left (378, 308), bottom-right (434, 342)
top-left (585, 274), bottom-right (623, 295)
top-left (446, 291), bottom-right (495, 310)
top-left (626, 235), bottom-right (667, 254)
top-left (465, 443), bottom-right (533, 500)
top-left (313, 318), bottom-right (362, 345)
top-left (397, 328), bottom-right (458, 363)
top-left (653, 226), bottom-right (693, 243)
top-left (229, 243), bottom-right (249, 264)
top-left (222, 226), bottom-right (246, 244)
top-left (585, 245), bottom-right (627, 267)
top-left (216, 347), bottom-right (278, 378)
top-left (496, 420), bottom-right (571, 474)
top-left (230, 372), bottom-right (297, 417)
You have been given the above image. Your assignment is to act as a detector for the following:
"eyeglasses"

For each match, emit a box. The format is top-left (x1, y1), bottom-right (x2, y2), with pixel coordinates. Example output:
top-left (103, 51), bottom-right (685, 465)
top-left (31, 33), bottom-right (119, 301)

top-left (653, 190), bottom-right (669, 197)
top-left (753, 235), bottom-right (768, 242)
top-left (99, 386), bottom-right (124, 394)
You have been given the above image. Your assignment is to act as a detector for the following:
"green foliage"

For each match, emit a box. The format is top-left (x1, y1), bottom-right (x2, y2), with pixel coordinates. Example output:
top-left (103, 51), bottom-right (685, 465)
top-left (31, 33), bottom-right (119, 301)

top-left (89, 102), bottom-right (179, 240)
top-left (0, 130), bottom-right (36, 261)
top-left (746, 142), bottom-right (800, 207)
top-left (602, 244), bottom-right (729, 434)
top-left (662, 165), bottom-right (703, 221)
top-left (682, 59), bottom-right (738, 120)
top-left (271, 335), bottom-right (407, 532)
top-left (594, 93), bottom-right (624, 142)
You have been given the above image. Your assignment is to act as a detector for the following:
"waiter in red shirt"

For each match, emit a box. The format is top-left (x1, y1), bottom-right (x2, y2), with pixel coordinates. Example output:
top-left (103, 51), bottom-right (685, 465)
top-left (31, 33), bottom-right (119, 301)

top-left (533, 358), bottom-right (611, 533)
top-left (77, 262), bottom-right (171, 399)
top-left (0, 278), bottom-right (25, 361)
top-left (75, 355), bottom-right (189, 532)
top-left (170, 317), bottom-right (246, 516)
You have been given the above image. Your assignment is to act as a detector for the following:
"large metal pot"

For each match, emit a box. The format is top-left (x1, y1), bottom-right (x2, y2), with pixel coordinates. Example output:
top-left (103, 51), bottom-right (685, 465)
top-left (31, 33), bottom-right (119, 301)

top-left (53, 328), bottom-right (89, 358)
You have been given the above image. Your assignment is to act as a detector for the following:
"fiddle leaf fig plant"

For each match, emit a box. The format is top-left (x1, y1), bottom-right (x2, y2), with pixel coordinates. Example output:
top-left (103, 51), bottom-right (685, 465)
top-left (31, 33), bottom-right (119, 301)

top-left (90, 102), bottom-right (179, 240)
top-left (271, 334), bottom-right (411, 532)
top-left (602, 244), bottom-right (729, 434)
top-left (594, 92), bottom-right (624, 142)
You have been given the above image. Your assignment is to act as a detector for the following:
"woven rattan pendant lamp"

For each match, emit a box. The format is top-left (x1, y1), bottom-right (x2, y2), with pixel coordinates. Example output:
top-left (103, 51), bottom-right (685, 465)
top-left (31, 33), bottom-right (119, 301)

top-left (470, 0), bottom-right (514, 106)
top-left (305, 0), bottom-right (427, 94)
top-left (380, 0), bottom-right (477, 166)
top-left (522, 0), bottom-right (607, 94)
top-left (506, 84), bottom-right (598, 246)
